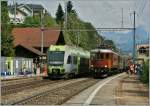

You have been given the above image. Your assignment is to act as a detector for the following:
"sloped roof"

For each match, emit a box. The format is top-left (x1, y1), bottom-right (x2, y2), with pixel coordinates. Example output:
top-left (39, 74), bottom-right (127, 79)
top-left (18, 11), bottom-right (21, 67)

top-left (26, 4), bottom-right (44, 11)
top-left (12, 27), bottom-right (61, 47)
top-left (91, 49), bottom-right (118, 55)
top-left (9, 4), bottom-right (45, 15)
top-left (16, 44), bottom-right (45, 56)
top-left (9, 4), bottom-right (30, 16)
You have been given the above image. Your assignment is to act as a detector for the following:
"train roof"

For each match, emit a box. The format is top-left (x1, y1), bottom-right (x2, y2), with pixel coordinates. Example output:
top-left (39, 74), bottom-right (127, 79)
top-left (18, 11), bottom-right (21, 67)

top-left (48, 45), bottom-right (90, 58)
top-left (90, 49), bottom-right (118, 55)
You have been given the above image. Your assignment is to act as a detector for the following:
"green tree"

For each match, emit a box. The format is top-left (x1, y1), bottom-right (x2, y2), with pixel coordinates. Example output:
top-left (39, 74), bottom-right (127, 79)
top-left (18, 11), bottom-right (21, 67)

top-left (141, 60), bottom-right (149, 84)
top-left (63, 12), bottom-right (102, 50)
top-left (55, 1), bottom-right (104, 50)
top-left (1, 1), bottom-right (14, 56)
top-left (55, 4), bottom-right (64, 25)
top-left (23, 16), bottom-right (41, 27)
top-left (103, 39), bottom-right (117, 51)
top-left (44, 14), bottom-right (58, 27)
top-left (67, 1), bottom-right (73, 13)
top-left (15, 14), bottom-right (57, 27)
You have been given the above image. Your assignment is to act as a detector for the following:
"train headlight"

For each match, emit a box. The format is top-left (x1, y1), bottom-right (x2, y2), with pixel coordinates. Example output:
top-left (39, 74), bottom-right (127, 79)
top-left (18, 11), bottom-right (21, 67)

top-left (105, 65), bottom-right (107, 68)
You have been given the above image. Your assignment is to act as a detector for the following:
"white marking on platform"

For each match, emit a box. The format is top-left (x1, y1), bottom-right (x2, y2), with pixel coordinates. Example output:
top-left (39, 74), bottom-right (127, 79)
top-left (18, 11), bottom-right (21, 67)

top-left (84, 73), bottom-right (123, 105)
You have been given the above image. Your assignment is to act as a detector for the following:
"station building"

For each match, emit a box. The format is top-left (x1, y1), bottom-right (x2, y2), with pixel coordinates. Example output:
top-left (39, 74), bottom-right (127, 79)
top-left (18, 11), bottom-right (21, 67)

top-left (12, 27), bottom-right (65, 63)
top-left (1, 27), bottom-right (65, 76)
top-left (136, 44), bottom-right (149, 65)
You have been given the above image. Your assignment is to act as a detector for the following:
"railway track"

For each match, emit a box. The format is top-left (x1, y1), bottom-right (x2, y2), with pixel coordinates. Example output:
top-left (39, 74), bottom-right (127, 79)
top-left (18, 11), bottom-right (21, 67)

top-left (12, 78), bottom-right (98, 105)
top-left (1, 76), bottom-right (43, 86)
top-left (1, 79), bottom-right (57, 95)
top-left (1, 78), bottom-right (99, 105)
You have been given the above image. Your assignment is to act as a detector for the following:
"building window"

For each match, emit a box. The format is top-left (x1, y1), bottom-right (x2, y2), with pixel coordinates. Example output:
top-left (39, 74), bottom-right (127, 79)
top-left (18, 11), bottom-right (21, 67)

top-left (139, 47), bottom-right (146, 54)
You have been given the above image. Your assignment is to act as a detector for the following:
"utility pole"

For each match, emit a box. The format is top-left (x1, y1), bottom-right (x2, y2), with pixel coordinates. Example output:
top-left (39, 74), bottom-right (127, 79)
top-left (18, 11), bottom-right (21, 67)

top-left (41, 9), bottom-right (45, 53)
top-left (13, 0), bottom-right (16, 24)
top-left (121, 8), bottom-right (124, 28)
top-left (77, 23), bottom-right (79, 46)
top-left (65, 0), bottom-right (68, 29)
top-left (133, 11), bottom-right (136, 65)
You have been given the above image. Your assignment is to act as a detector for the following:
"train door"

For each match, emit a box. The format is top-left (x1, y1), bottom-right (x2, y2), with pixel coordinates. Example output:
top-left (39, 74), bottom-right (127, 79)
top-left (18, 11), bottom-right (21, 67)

top-left (78, 57), bottom-right (89, 76)
top-left (65, 54), bottom-right (74, 73)
top-left (72, 56), bottom-right (78, 74)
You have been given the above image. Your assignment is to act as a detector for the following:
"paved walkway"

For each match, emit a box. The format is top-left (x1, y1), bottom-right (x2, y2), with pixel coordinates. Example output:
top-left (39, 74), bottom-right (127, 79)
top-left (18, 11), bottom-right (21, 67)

top-left (63, 73), bottom-right (149, 106)
top-left (116, 74), bottom-right (149, 105)
top-left (1, 74), bottom-right (46, 81)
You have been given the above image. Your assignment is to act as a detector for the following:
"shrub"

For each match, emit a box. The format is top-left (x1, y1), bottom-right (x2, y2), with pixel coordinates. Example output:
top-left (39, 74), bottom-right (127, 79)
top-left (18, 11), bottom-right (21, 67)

top-left (141, 60), bottom-right (149, 84)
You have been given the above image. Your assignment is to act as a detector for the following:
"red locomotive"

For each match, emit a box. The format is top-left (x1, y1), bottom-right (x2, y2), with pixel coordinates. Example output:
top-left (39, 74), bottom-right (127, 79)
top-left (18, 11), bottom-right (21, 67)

top-left (90, 48), bottom-right (127, 78)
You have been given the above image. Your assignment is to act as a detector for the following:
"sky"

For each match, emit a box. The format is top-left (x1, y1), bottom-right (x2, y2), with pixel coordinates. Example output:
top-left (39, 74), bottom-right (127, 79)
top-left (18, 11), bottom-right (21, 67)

top-left (8, 0), bottom-right (150, 54)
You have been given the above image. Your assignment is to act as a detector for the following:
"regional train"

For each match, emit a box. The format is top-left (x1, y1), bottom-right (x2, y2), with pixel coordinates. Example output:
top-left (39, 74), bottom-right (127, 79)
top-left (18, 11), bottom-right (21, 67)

top-left (47, 45), bottom-right (128, 79)
top-left (47, 45), bottom-right (90, 78)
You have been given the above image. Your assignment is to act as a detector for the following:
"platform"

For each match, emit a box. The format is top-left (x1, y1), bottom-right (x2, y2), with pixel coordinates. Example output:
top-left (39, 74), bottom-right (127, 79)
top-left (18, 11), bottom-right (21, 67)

top-left (1, 74), bottom-right (46, 81)
top-left (63, 73), bottom-right (149, 106)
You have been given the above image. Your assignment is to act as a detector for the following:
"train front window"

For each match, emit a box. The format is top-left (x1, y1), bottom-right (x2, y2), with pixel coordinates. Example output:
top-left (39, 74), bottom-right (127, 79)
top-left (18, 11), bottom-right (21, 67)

top-left (48, 51), bottom-right (64, 65)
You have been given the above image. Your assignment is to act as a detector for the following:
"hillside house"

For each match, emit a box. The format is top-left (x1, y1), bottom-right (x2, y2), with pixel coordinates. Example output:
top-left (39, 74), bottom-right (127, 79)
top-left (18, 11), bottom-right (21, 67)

top-left (9, 4), bottom-right (47, 24)
top-left (136, 44), bottom-right (149, 62)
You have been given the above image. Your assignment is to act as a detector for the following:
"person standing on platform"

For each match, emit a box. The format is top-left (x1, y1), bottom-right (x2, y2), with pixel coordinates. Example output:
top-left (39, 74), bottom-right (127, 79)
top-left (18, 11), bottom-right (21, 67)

top-left (136, 64), bottom-right (142, 80)
top-left (23, 64), bottom-right (27, 76)
top-left (36, 63), bottom-right (40, 76)
top-left (130, 64), bottom-right (135, 74)
top-left (33, 63), bottom-right (37, 75)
